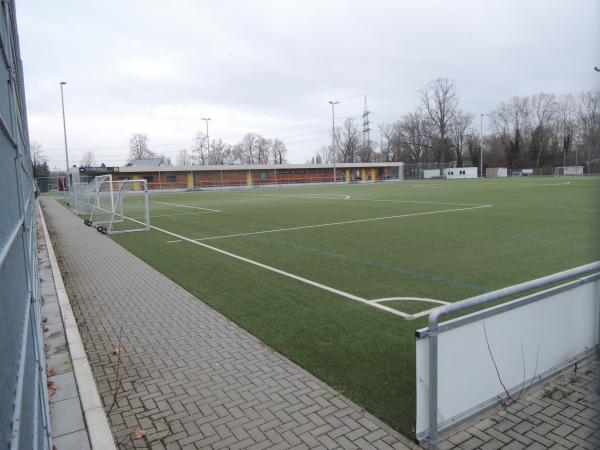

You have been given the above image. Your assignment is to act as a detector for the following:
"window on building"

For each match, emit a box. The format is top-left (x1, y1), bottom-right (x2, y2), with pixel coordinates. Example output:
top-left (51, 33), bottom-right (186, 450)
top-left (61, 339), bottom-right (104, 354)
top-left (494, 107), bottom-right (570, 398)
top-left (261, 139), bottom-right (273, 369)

top-left (167, 175), bottom-right (176, 182)
top-left (260, 171), bottom-right (267, 180)
top-left (144, 176), bottom-right (154, 182)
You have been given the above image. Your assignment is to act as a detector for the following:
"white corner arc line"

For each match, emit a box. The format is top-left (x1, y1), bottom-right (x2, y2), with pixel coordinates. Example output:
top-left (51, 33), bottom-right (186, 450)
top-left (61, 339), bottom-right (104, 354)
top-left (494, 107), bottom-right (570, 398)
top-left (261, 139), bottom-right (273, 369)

top-left (370, 297), bottom-right (450, 305)
top-left (150, 200), bottom-right (221, 212)
top-left (165, 204), bottom-right (492, 243)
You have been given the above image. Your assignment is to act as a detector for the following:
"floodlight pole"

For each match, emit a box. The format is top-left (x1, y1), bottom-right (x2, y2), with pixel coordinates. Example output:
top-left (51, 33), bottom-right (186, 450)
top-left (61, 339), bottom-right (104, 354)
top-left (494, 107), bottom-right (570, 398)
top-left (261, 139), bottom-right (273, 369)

top-left (480, 113), bottom-right (484, 178)
top-left (329, 101), bottom-right (340, 183)
top-left (201, 118), bottom-right (211, 164)
top-left (60, 81), bottom-right (71, 191)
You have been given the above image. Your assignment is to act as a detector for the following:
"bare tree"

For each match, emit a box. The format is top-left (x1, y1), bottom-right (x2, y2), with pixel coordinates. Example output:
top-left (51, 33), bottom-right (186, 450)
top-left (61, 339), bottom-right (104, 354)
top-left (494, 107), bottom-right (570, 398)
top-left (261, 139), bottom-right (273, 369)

top-left (158, 154), bottom-right (172, 166)
top-left (238, 133), bottom-right (258, 164)
top-left (271, 138), bottom-right (288, 164)
top-left (256, 135), bottom-right (271, 164)
top-left (191, 132), bottom-right (207, 165)
top-left (490, 97), bottom-right (530, 168)
top-left (79, 151), bottom-right (95, 167)
top-left (528, 93), bottom-right (557, 167)
top-left (451, 111), bottom-right (473, 167)
top-left (392, 109), bottom-right (434, 163)
top-left (552, 94), bottom-right (577, 166)
top-left (176, 149), bottom-right (193, 166)
top-left (421, 78), bottom-right (459, 165)
top-left (577, 89), bottom-right (600, 173)
top-left (31, 141), bottom-right (44, 165)
top-left (466, 132), bottom-right (481, 168)
top-left (337, 118), bottom-right (361, 163)
top-left (128, 133), bottom-right (152, 162)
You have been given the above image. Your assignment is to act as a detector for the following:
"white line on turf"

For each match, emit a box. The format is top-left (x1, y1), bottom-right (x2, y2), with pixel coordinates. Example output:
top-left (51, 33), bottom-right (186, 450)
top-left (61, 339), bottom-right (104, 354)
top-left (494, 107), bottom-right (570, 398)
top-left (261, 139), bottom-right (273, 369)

top-left (237, 194), bottom-right (485, 207)
top-left (164, 204), bottom-right (493, 243)
top-left (150, 200), bottom-right (221, 212)
top-left (134, 212), bottom-right (218, 220)
top-left (370, 297), bottom-right (450, 305)
top-left (107, 211), bottom-right (410, 317)
top-left (412, 181), bottom-right (572, 188)
top-left (86, 202), bottom-right (463, 318)
top-left (248, 193), bottom-right (351, 200)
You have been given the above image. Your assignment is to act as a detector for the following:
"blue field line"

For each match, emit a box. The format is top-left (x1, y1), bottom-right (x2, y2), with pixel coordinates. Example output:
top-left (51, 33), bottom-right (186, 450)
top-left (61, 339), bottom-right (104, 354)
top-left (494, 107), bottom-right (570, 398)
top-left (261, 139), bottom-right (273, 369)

top-left (241, 234), bottom-right (491, 293)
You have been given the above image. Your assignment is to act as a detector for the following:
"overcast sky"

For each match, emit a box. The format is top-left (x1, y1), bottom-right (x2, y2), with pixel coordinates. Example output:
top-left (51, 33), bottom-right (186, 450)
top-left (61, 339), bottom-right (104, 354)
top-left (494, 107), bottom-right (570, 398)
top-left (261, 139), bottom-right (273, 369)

top-left (17, 0), bottom-right (599, 169)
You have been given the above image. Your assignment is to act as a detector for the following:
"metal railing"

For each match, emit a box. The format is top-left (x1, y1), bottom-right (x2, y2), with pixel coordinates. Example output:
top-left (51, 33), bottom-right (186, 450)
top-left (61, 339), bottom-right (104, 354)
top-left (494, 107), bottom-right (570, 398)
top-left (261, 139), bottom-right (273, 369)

top-left (0, 1), bottom-right (52, 448)
top-left (418, 261), bottom-right (600, 449)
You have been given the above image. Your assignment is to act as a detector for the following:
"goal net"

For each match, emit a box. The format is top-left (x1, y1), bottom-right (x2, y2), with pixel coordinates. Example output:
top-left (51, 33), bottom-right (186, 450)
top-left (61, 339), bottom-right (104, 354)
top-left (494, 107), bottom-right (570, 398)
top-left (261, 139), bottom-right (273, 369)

top-left (68, 174), bottom-right (113, 215)
top-left (554, 166), bottom-right (584, 176)
top-left (86, 179), bottom-right (150, 234)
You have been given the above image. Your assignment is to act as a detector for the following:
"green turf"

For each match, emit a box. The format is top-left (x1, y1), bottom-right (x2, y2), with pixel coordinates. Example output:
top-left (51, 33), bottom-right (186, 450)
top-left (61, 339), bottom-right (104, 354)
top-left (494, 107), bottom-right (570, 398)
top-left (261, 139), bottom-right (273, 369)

top-left (106, 176), bottom-right (599, 437)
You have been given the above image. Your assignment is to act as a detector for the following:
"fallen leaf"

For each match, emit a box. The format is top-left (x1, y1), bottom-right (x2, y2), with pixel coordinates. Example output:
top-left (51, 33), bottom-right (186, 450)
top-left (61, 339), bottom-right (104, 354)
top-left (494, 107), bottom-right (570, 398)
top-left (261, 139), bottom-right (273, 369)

top-left (112, 346), bottom-right (122, 355)
top-left (42, 316), bottom-right (48, 323)
top-left (132, 427), bottom-right (145, 440)
top-left (47, 381), bottom-right (59, 397)
top-left (47, 368), bottom-right (57, 377)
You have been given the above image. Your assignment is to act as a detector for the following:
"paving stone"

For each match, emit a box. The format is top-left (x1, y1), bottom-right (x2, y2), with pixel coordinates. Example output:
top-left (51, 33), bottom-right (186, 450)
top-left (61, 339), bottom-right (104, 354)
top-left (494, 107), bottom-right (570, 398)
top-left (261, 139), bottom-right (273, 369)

top-left (441, 356), bottom-right (599, 450)
top-left (41, 197), bottom-right (417, 450)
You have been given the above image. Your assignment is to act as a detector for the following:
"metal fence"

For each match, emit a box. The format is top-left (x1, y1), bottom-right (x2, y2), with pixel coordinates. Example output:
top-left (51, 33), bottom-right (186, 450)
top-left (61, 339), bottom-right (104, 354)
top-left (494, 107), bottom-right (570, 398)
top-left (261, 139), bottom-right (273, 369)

top-left (0, 1), bottom-right (52, 449)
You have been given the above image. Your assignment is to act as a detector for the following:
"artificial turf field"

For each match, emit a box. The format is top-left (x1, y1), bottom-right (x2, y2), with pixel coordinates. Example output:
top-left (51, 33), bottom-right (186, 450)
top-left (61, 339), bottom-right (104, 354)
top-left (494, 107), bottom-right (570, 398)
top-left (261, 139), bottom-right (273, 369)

top-left (105, 176), bottom-right (599, 437)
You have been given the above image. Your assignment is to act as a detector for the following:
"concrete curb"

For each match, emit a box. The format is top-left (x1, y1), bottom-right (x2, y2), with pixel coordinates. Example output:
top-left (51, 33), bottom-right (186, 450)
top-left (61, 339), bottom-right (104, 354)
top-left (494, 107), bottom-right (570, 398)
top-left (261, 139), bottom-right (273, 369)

top-left (38, 201), bottom-right (117, 450)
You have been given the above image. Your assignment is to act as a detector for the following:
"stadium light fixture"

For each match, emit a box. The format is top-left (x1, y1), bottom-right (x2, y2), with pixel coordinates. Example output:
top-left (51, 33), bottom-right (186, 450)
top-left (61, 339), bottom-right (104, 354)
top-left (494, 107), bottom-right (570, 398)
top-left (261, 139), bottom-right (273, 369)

top-left (59, 81), bottom-right (71, 191)
top-left (201, 118), bottom-right (211, 163)
top-left (329, 101), bottom-right (340, 183)
top-left (480, 113), bottom-right (485, 178)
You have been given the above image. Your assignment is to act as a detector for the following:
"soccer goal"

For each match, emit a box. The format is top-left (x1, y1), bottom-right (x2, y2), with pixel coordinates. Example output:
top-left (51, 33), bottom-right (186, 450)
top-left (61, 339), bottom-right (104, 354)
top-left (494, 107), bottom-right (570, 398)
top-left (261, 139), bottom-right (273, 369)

top-left (68, 174), bottom-right (113, 215)
top-left (85, 179), bottom-right (150, 234)
top-left (554, 166), bottom-right (584, 176)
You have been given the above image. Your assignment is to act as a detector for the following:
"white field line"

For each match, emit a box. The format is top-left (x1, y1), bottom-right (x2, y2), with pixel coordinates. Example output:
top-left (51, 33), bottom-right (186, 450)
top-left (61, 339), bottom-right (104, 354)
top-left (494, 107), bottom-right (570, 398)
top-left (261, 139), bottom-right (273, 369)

top-left (106, 210), bottom-right (410, 318)
top-left (133, 211), bottom-right (217, 220)
top-left (150, 200), bottom-right (221, 212)
top-left (238, 193), bottom-right (485, 207)
top-left (370, 297), bottom-right (450, 305)
top-left (412, 181), bottom-right (571, 188)
top-left (165, 204), bottom-right (493, 243)
top-left (250, 193), bottom-right (351, 200)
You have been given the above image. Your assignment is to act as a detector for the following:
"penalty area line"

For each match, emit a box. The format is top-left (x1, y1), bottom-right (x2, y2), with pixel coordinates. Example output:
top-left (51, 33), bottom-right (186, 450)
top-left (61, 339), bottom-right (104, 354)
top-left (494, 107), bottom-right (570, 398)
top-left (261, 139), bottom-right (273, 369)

top-left (150, 200), bottom-right (221, 212)
top-left (165, 204), bottom-right (493, 243)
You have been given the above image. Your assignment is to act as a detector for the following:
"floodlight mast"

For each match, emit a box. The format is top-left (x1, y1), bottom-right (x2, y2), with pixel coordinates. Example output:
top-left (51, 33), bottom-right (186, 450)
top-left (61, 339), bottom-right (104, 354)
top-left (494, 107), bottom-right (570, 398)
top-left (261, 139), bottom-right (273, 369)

top-left (201, 117), bottom-right (211, 162)
top-left (329, 101), bottom-right (340, 184)
top-left (480, 113), bottom-right (485, 178)
top-left (60, 81), bottom-right (71, 191)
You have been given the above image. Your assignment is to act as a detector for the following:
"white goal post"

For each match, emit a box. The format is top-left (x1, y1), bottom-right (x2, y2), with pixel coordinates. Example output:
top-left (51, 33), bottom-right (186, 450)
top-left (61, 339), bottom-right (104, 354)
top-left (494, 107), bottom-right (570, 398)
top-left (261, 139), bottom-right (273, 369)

top-left (84, 179), bottom-right (150, 234)
top-left (67, 176), bottom-right (150, 233)
top-left (554, 166), bottom-right (584, 176)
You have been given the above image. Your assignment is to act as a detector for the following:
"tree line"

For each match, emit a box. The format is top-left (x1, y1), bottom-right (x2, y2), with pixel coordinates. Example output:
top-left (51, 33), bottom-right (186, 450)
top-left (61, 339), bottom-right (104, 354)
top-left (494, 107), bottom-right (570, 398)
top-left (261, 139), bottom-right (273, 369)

top-left (317, 78), bottom-right (600, 173)
top-left (126, 132), bottom-right (289, 167)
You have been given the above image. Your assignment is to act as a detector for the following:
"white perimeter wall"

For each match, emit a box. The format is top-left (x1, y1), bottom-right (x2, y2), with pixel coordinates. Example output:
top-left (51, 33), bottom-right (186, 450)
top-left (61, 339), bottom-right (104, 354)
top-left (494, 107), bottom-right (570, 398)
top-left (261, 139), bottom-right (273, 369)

top-left (423, 169), bottom-right (440, 179)
top-left (416, 276), bottom-right (600, 439)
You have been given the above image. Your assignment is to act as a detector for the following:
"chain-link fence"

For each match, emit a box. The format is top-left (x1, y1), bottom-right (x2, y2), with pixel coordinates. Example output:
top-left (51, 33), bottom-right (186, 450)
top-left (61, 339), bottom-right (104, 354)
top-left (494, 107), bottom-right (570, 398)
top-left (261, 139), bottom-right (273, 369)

top-left (0, 1), bottom-right (52, 448)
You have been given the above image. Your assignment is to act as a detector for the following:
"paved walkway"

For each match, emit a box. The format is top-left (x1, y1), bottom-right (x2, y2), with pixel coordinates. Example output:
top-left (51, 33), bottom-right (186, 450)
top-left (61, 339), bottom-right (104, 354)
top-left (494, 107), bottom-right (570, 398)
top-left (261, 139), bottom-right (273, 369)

top-left (41, 198), bottom-right (415, 450)
top-left (440, 356), bottom-right (600, 450)
top-left (38, 213), bottom-right (91, 449)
